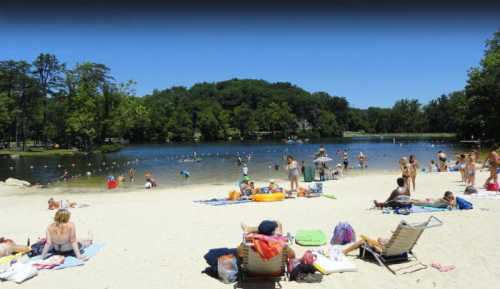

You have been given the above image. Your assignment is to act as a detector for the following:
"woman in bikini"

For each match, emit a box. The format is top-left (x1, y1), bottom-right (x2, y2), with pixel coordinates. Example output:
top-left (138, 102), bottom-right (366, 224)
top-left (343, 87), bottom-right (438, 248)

top-left (399, 157), bottom-right (412, 193)
top-left (408, 155), bottom-right (419, 192)
top-left (41, 209), bottom-right (91, 261)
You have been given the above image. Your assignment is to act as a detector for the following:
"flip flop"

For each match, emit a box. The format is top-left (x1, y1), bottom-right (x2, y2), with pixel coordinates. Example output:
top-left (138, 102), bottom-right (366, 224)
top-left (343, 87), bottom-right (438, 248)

top-left (432, 262), bottom-right (455, 272)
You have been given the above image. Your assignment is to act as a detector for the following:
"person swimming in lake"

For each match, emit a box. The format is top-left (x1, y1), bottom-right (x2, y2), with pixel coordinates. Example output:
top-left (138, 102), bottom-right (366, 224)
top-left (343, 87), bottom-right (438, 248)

top-left (41, 209), bottom-right (92, 261)
top-left (437, 151), bottom-right (448, 172)
top-left (373, 177), bottom-right (410, 209)
top-left (358, 152), bottom-right (367, 168)
top-left (144, 172), bottom-right (157, 189)
top-left (342, 152), bottom-right (349, 170)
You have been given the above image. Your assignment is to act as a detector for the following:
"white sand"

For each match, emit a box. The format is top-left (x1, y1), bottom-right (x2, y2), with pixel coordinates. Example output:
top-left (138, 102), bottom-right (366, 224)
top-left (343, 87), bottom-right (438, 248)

top-left (1, 171), bottom-right (499, 289)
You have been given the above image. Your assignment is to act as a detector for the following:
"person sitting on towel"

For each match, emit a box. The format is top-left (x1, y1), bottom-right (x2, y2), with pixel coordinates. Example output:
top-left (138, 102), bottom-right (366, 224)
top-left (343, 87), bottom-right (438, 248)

top-left (41, 209), bottom-right (92, 261)
top-left (373, 177), bottom-right (410, 208)
top-left (411, 191), bottom-right (456, 209)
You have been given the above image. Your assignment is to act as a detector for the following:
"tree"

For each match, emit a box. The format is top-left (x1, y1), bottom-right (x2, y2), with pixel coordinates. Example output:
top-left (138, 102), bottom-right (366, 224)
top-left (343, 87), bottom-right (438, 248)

top-left (32, 53), bottom-right (65, 145)
top-left (463, 29), bottom-right (500, 140)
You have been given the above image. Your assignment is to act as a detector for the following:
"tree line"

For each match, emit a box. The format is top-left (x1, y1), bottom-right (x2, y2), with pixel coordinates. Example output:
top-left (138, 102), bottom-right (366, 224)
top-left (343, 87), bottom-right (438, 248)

top-left (0, 30), bottom-right (499, 150)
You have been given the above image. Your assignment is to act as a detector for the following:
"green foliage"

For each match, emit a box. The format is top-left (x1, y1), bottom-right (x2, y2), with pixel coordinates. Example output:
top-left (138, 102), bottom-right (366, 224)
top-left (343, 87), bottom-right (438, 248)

top-left (1, 29), bottom-right (500, 147)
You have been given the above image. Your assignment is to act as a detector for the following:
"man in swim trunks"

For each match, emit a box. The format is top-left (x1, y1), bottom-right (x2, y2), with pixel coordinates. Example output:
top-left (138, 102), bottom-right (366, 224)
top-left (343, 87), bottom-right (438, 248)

top-left (373, 177), bottom-right (410, 208)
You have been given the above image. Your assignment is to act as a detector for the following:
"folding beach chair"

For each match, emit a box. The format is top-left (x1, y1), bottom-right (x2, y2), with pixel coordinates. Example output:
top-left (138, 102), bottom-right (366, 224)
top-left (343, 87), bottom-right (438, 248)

top-left (237, 239), bottom-right (289, 287)
top-left (360, 215), bottom-right (443, 274)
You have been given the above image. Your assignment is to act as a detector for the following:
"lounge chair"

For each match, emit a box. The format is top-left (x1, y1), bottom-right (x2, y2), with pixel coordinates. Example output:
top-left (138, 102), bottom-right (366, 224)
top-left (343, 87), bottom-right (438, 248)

top-left (359, 215), bottom-right (443, 274)
top-left (238, 241), bottom-right (289, 286)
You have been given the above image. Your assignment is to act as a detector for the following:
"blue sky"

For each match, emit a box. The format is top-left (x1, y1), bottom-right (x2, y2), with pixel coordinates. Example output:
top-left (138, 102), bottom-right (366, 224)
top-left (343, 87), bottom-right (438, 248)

top-left (0, 14), bottom-right (498, 108)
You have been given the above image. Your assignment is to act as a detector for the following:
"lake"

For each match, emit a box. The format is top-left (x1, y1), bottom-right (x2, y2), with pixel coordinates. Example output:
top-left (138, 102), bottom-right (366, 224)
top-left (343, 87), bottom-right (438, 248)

top-left (0, 139), bottom-right (470, 191)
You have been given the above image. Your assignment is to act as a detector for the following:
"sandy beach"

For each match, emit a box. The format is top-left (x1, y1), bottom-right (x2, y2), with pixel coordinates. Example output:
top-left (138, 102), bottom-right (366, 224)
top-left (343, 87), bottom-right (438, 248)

top-left (1, 170), bottom-right (499, 289)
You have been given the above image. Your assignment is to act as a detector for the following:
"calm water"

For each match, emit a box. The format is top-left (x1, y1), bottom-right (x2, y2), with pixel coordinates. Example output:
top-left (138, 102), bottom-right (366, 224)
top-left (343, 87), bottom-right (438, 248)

top-left (0, 139), bottom-right (468, 190)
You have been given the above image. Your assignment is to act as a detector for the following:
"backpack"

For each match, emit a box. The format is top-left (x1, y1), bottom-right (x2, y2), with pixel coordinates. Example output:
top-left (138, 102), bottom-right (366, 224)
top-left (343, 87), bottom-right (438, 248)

top-left (456, 197), bottom-right (473, 210)
top-left (330, 222), bottom-right (356, 245)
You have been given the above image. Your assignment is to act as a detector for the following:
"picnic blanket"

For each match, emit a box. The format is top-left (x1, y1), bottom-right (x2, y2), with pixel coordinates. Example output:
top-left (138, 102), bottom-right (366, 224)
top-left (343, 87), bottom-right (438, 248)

top-left (194, 198), bottom-right (252, 206)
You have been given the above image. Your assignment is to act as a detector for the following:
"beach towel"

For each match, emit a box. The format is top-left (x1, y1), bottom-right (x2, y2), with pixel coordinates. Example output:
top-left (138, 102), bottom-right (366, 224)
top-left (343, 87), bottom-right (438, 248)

top-left (0, 262), bottom-right (38, 283)
top-left (53, 243), bottom-right (104, 270)
top-left (313, 251), bottom-right (357, 274)
top-left (32, 255), bottom-right (65, 270)
top-left (194, 198), bottom-right (252, 206)
top-left (252, 239), bottom-right (283, 260)
top-left (295, 230), bottom-right (328, 246)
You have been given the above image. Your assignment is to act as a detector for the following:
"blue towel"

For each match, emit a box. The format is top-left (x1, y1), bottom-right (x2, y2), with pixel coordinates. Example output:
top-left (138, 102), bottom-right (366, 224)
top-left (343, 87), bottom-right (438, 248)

top-left (54, 243), bottom-right (104, 270)
top-left (409, 206), bottom-right (450, 213)
top-left (194, 199), bottom-right (252, 206)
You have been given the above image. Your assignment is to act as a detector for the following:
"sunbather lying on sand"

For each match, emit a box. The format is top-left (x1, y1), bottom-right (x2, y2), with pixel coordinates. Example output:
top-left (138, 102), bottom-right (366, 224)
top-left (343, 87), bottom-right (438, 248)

top-left (373, 177), bottom-right (410, 208)
top-left (411, 191), bottom-right (456, 209)
top-left (48, 198), bottom-right (77, 210)
top-left (41, 209), bottom-right (92, 261)
top-left (0, 238), bottom-right (31, 257)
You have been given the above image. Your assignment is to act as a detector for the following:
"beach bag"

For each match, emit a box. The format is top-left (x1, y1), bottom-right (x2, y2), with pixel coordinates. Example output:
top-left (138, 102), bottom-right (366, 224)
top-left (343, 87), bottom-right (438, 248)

top-left (331, 222), bottom-right (356, 245)
top-left (203, 248), bottom-right (237, 275)
top-left (486, 182), bottom-right (499, 192)
top-left (28, 239), bottom-right (46, 257)
top-left (456, 197), bottom-right (473, 210)
top-left (217, 254), bottom-right (238, 284)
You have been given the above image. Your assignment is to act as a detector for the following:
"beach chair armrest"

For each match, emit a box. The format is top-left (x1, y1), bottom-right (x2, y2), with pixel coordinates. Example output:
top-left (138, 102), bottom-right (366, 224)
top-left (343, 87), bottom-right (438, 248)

top-left (425, 215), bottom-right (443, 228)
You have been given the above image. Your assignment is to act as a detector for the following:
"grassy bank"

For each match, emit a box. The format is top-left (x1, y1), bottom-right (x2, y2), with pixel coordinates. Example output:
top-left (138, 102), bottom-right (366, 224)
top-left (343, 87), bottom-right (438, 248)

top-left (0, 148), bottom-right (80, 157)
top-left (343, 131), bottom-right (457, 139)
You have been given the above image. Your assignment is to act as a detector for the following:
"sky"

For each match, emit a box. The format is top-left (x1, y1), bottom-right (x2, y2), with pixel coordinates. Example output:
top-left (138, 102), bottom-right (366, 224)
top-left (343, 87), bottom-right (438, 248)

top-left (1, 1), bottom-right (499, 108)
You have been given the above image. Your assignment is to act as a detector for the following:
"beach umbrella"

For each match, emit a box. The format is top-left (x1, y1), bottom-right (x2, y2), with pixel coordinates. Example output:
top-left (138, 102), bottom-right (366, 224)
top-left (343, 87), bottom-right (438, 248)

top-left (313, 157), bottom-right (333, 163)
